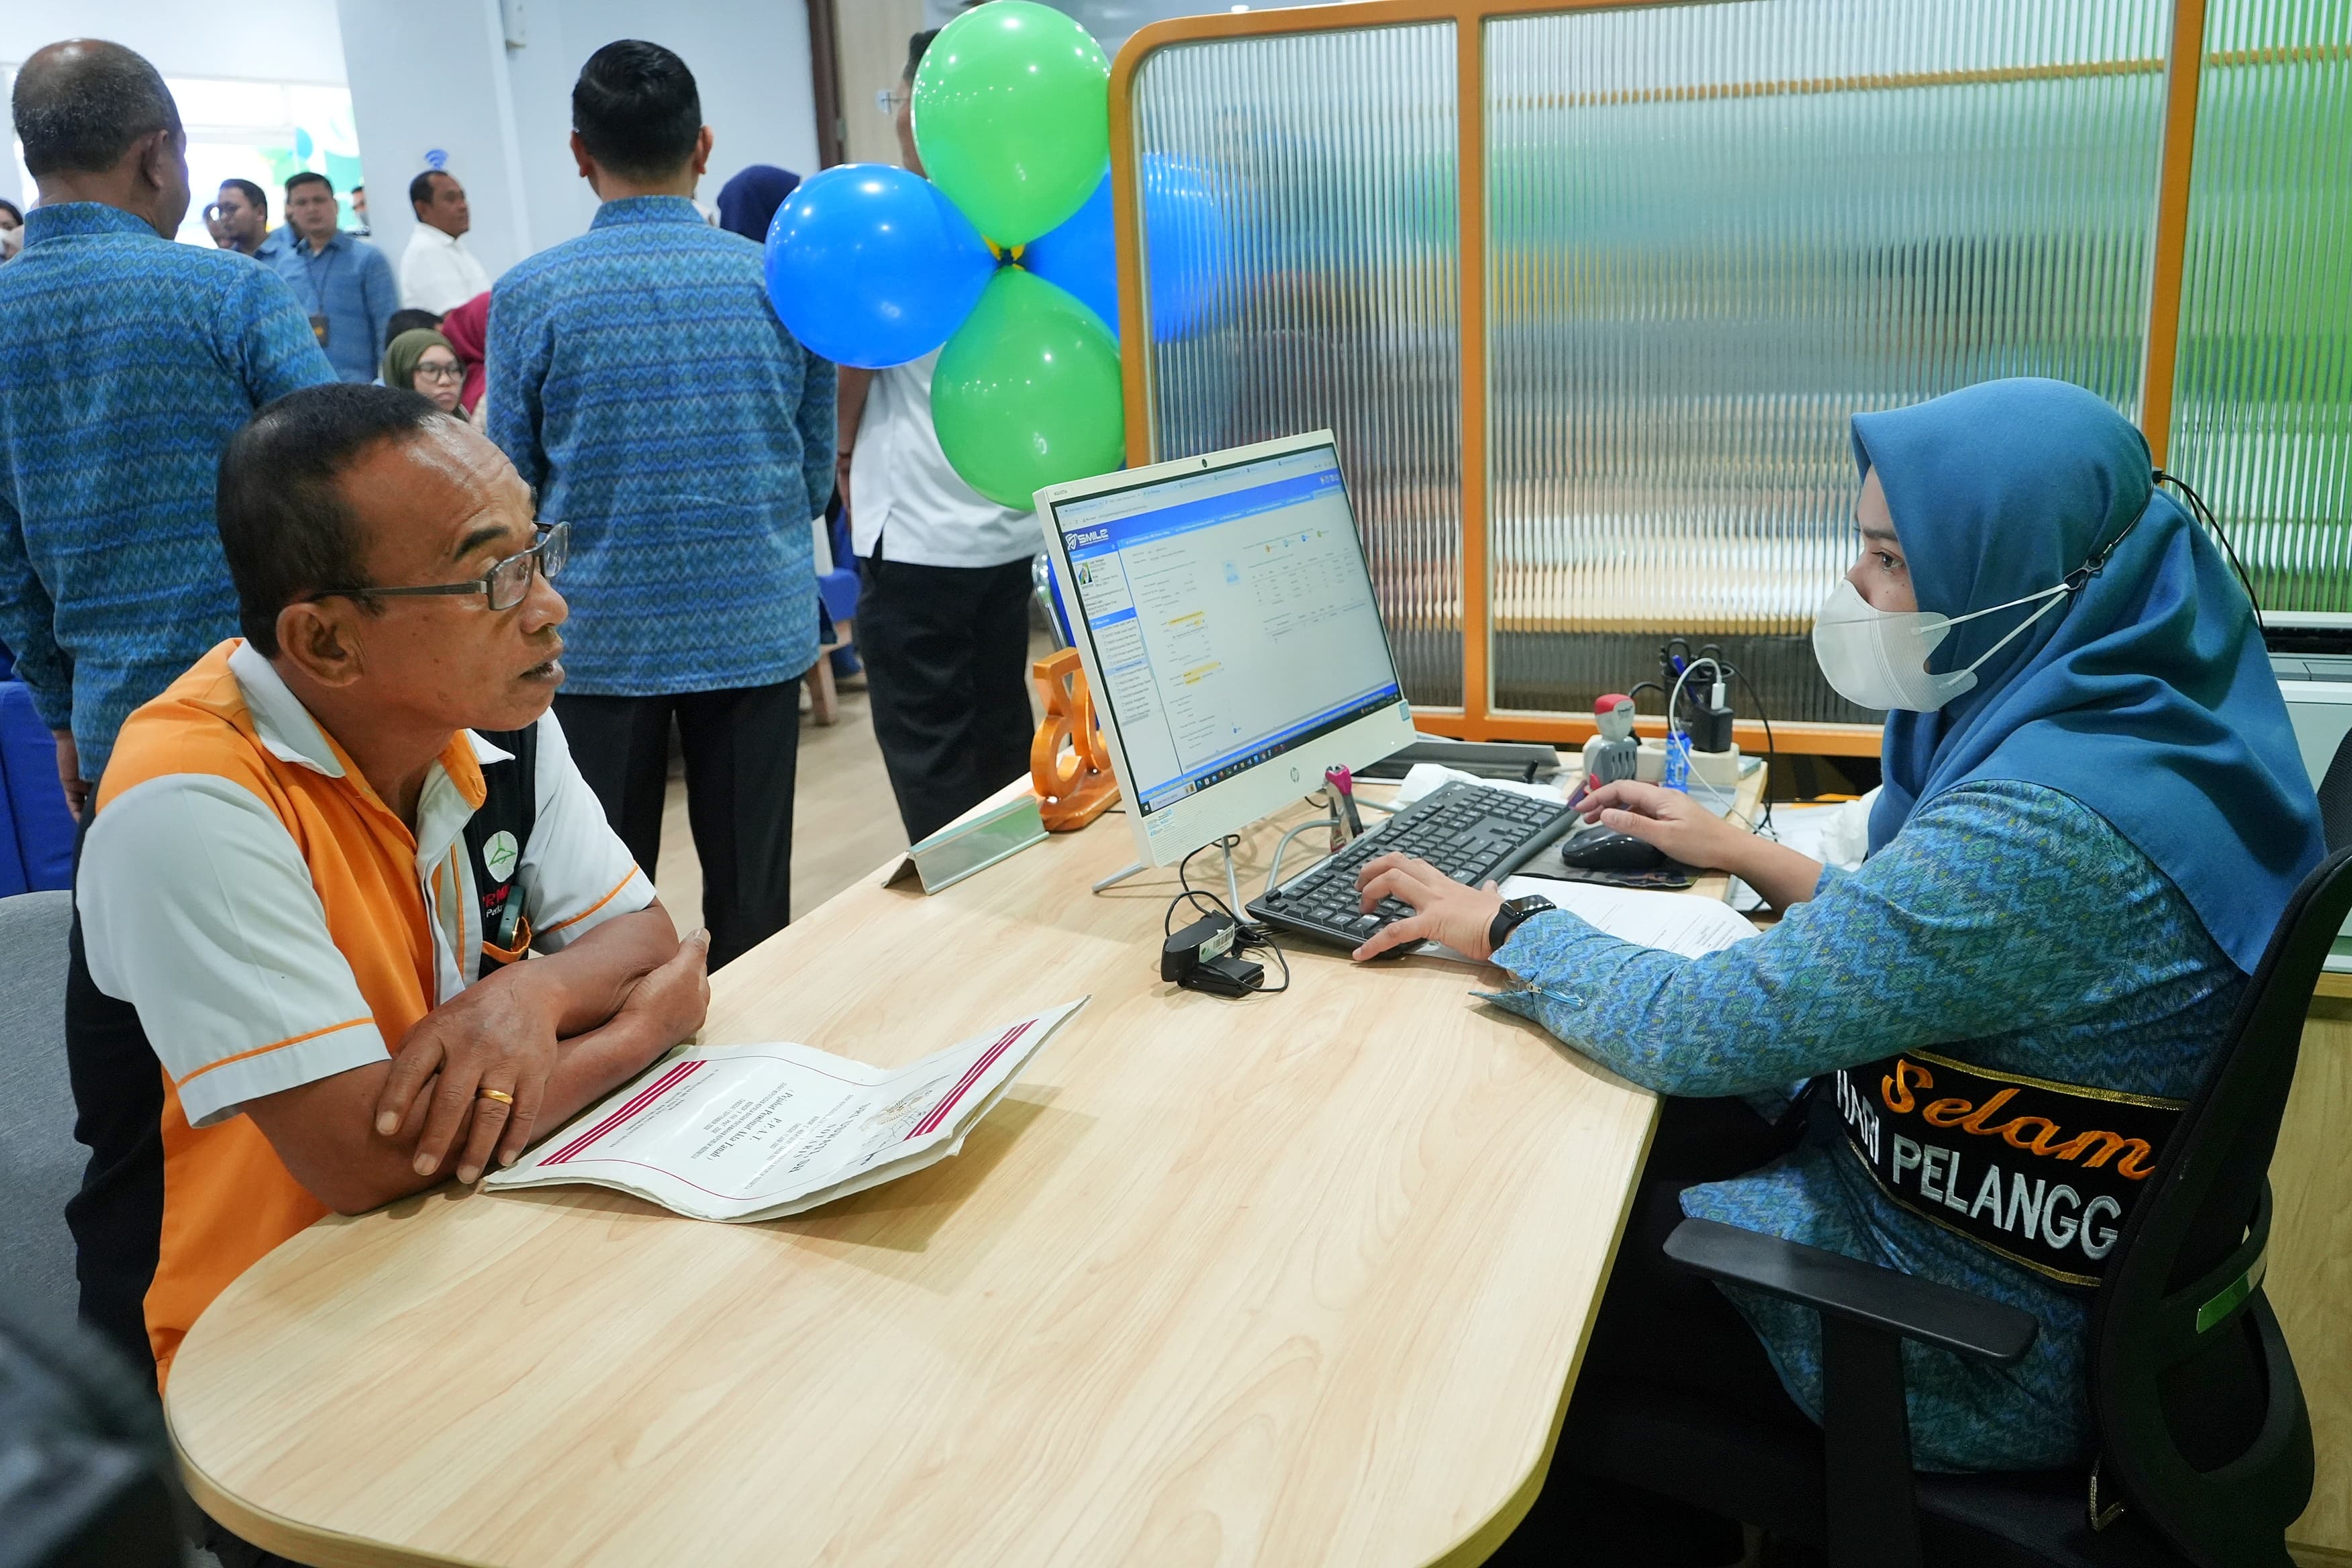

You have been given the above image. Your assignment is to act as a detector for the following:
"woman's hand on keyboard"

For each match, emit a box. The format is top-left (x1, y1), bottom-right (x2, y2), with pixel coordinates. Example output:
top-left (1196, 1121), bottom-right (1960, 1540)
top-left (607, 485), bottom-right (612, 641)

top-left (1350, 852), bottom-right (1506, 962)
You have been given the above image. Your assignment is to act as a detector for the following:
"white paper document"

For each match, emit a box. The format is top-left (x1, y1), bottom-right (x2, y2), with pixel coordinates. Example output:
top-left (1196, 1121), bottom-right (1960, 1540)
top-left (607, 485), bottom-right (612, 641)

top-left (483, 999), bottom-right (1089, 1222)
top-left (1500, 877), bottom-right (1759, 959)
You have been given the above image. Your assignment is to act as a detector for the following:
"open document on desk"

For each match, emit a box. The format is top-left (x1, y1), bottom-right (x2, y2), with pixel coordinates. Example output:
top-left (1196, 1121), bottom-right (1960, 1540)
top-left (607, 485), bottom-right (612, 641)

top-left (483, 999), bottom-right (1089, 1221)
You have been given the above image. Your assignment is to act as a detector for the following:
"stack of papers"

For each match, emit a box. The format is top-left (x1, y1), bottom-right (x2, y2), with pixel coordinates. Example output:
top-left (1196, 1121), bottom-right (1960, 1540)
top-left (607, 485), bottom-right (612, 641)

top-left (483, 999), bottom-right (1088, 1221)
top-left (1499, 877), bottom-right (1759, 959)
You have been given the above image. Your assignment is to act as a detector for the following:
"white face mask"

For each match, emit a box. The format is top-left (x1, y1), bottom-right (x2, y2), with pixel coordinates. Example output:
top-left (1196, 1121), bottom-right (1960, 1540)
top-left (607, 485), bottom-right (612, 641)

top-left (1811, 577), bottom-right (2074, 712)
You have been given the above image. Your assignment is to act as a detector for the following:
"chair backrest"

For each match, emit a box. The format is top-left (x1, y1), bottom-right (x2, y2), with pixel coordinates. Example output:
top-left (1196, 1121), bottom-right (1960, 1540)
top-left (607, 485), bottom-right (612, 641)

top-left (2318, 723), bottom-right (2352, 853)
top-left (0, 890), bottom-right (81, 1328)
top-left (2090, 846), bottom-right (2352, 1568)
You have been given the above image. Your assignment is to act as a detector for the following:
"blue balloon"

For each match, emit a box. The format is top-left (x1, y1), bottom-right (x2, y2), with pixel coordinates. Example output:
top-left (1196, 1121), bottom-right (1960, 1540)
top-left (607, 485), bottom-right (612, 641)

top-left (1016, 157), bottom-right (1228, 344)
top-left (764, 164), bottom-right (995, 369)
top-left (1138, 155), bottom-right (1226, 342)
top-left (1021, 173), bottom-right (1119, 337)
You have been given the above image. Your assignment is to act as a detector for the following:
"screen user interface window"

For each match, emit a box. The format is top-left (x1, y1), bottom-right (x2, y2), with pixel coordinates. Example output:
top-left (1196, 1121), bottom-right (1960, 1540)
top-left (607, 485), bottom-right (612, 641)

top-left (1055, 444), bottom-right (1404, 819)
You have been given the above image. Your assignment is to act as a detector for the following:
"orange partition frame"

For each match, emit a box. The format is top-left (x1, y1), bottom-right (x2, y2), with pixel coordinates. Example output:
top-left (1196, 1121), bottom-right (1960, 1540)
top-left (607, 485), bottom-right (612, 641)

top-left (1105, 0), bottom-right (2212, 762)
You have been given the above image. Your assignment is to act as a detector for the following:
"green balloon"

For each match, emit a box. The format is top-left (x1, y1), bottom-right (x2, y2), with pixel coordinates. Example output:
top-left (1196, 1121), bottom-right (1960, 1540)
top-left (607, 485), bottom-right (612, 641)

top-left (932, 268), bottom-right (1125, 510)
top-left (912, 1), bottom-right (1110, 246)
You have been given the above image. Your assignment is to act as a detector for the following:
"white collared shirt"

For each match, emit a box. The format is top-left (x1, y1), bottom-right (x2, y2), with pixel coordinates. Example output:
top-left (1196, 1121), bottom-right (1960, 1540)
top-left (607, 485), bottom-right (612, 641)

top-left (80, 643), bottom-right (651, 1125)
top-left (399, 223), bottom-right (492, 313)
top-left (848, 349), bottom-right (1045, 569)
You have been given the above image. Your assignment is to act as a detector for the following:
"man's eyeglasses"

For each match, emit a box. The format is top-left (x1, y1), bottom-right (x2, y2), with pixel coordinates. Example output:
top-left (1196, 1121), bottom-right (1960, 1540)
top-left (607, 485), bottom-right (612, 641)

top-left (307, 521), bottom-right (568, 614)
top-left (875, 89), bottom-right (910, 114)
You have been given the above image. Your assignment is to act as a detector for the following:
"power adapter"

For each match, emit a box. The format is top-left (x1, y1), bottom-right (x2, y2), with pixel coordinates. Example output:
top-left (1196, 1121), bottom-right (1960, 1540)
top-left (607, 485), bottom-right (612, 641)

top-left (1162, 911), bottom-right (1267, 997)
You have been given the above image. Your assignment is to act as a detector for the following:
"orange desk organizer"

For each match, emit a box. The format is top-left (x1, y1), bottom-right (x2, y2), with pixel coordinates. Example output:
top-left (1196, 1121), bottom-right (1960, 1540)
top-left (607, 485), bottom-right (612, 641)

top-left (1029, 648), bottom-right (1119, 831)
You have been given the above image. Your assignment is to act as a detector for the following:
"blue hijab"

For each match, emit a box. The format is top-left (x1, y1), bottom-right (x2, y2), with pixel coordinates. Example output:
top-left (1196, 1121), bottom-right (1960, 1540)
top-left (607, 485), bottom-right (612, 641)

top-left (716, 164), bottom-right (802, 244)
top-left (1854, 378), bottom-right (2322, 973)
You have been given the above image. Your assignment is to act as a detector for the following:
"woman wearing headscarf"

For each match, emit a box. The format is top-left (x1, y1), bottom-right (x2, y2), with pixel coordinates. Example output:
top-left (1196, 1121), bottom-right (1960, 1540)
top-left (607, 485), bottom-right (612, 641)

top-left (1357, 380), bottom-right (2322, 1553)
top-left (436, 290), bottom-right (490, 420)
top-left (381, 327), bottom-right (467, 418)
top-left (716, 163), bottom-right (801, 244)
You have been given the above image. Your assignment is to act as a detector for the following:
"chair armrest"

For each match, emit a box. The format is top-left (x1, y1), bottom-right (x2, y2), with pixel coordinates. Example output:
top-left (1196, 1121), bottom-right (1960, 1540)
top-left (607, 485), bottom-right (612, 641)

top-left (1665, 1218), bottom-right (2039, 1365)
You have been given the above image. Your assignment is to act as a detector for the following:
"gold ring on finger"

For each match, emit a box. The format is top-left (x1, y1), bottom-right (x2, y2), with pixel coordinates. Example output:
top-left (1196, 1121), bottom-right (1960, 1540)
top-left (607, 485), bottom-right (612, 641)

top-left (477, 1087), bottom-right (516, 1106)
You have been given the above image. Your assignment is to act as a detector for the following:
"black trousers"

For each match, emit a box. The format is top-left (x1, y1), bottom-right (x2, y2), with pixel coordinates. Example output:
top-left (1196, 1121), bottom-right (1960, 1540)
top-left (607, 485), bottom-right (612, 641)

top-left (856, 554), bottom-right (1036, 845)
top-left (1489, 1095), bottom-right (1819, 1567)
top-left (552, 679), bottom-right (800, 969)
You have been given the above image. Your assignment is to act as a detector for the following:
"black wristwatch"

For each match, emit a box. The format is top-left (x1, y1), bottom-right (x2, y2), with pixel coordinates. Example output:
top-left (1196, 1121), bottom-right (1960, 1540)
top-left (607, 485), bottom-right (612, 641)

top-left (1487, 893), bottom-right (1556, 954)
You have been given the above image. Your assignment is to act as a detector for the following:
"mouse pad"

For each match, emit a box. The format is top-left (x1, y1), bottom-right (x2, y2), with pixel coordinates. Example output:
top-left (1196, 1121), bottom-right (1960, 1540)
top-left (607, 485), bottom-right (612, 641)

top-left (1518, 844), bottom-right (1697, 891)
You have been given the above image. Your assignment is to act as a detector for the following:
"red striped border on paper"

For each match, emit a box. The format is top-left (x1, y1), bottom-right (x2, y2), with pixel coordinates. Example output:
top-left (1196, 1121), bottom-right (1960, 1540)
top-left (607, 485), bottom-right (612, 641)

top-left (905, 1020), bottom-right (1033, 1140)
top-left (543, 1059), bottom-right (707, 1166)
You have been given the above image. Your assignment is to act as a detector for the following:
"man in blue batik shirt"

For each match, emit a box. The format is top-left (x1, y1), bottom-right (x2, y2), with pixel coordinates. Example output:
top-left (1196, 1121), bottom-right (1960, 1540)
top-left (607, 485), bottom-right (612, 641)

top-left (0, 38), bottom-right (335, 812)
top-left (268, 171), bottom-right (398, 384)
top-left (489, 39), bottom-right (835, 970)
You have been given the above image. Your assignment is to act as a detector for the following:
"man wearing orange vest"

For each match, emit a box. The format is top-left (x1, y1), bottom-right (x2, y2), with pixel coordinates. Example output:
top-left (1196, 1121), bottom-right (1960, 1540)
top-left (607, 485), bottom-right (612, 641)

top-left (66, 382), bottom-right (711, 1394)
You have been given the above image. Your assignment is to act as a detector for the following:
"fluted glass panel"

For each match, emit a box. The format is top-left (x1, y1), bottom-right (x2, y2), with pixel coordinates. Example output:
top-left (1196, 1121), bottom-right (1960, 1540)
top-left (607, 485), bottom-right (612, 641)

top-left (1131, 24), bottom-right (1464, 706)
top-left (1487, 0), bottom-right (2168, 723)
top-left (2171, 0), bottom-right (2352, 613)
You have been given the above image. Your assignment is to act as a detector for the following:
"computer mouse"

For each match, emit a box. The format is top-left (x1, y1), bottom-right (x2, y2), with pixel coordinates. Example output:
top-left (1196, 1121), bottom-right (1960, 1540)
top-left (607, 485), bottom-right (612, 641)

top-left (1557, 828), bottom-right (1667, 871)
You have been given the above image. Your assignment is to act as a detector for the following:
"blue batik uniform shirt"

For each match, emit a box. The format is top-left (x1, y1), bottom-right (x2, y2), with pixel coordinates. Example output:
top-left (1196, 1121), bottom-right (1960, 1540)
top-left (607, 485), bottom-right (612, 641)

top-left (487, 195), bottom-right (836, 696)
top-left (265, 226), bottom-right (399, 383)
top-left (0, 203), bottom-right (336, 779)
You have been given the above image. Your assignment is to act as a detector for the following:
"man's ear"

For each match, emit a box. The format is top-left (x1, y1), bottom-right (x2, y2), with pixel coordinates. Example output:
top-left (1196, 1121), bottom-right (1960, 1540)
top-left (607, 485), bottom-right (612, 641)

top-left (569, 131), bottom-right (599, 191)
top-left (275, 601), bottom-right (368, 689)
top-left (689, 126), bottom-right (714, 178)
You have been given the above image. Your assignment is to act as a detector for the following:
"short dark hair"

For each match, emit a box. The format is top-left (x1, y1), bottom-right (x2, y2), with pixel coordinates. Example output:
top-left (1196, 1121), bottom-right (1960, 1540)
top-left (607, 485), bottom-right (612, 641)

top-left (572, 41), bottom-right (701, 181)
top-left (0, 199), bottom-right (20, 225)
top-left (11, 39), bottom-right (181, 177)
top-left (407, 169), bottom-right (450, 211)
top-left (218, 177), bottom-right (265, 216)
top-left (218, 384), bottom-right (449, 656)
top-left (387, 307), bottom-right (444, 339)
top-left (285, 170), bottom-right (332, 197)
top-left (904, 29), bottom-right (940, 83)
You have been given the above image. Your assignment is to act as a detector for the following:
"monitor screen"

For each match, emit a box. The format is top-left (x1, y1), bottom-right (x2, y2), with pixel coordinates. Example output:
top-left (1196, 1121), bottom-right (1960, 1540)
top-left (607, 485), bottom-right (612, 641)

top-left (1052, 443), bottom-right (1404, 822)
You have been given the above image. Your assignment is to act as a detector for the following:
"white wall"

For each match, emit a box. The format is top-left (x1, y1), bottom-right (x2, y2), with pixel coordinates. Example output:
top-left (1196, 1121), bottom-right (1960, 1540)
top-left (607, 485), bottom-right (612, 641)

top-left (338, 0), bottom-right (820, 289)
top-left (2, 0), bottom-right (348, 213)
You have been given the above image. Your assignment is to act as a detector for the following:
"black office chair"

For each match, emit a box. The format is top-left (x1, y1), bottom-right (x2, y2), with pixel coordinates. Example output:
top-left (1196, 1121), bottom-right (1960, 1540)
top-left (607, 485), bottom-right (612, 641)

top-left (1564, 844), bottom-right (2352, 1568)
top-left (2316, 723), bottom-right (2352, 852)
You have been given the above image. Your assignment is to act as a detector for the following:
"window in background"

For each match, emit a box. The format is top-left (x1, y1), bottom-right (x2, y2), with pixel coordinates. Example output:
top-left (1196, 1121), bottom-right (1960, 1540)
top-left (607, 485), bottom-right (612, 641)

top-left (7, 75), bottom-right (362, 247)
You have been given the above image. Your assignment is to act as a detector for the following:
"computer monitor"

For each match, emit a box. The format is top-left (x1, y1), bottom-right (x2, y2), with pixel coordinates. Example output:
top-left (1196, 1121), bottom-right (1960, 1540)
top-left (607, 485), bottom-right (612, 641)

top-left (1036, 431), bottom-right (1419, 869)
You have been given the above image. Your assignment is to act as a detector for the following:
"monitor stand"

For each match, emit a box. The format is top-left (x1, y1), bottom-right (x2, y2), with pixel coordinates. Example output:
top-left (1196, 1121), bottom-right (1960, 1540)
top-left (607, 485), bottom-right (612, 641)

top-left (1092, 838), bottom-right (1244, 914)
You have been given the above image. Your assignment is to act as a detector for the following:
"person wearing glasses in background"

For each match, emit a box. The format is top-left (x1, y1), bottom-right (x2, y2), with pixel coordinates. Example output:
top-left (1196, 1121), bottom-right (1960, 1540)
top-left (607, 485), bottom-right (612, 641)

top-left (383, 328), bottom-right (469, 420)
top-left (208, 177), bottom-right (276, 258)
top-left (66, 387), bottom-right (709, 1509)
top-left (268, 170), bottom-right (397, 383)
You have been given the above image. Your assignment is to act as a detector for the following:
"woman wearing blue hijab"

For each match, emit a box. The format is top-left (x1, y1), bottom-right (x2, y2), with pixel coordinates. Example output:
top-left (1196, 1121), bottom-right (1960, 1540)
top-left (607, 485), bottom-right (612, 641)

top-left (1359, 380), bottom-right (2322, 1554)
top-left (716, 163), bottom-right (801, 244)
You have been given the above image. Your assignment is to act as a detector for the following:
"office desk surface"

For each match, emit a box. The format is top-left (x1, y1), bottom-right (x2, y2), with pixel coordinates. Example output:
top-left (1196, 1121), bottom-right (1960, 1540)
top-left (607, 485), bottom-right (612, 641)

top-left (163, 789), bottom-right (1702, 1568)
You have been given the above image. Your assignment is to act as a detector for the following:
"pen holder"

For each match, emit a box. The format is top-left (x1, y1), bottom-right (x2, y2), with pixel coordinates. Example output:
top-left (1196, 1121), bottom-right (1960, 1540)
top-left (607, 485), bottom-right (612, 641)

top-left (1029, 649), bottom-right (1120, 832)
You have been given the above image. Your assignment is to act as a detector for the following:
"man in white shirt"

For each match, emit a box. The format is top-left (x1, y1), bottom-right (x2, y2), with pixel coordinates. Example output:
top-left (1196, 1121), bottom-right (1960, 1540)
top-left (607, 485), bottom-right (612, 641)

top-left (399, 168), bottom-right (491, 313)
top-left (838, 27), bottom-right (1044, 845)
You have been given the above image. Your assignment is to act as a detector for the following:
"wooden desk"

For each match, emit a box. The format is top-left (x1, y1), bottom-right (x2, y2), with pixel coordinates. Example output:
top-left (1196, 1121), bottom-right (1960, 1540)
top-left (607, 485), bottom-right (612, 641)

top-left (165, 786), bottom-right (1700, 1568)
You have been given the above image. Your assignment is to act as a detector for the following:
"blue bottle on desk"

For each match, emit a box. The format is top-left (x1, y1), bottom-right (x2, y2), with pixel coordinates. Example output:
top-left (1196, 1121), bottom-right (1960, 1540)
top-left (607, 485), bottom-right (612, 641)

top-left (1664, 732), bottom-right (1692, 792)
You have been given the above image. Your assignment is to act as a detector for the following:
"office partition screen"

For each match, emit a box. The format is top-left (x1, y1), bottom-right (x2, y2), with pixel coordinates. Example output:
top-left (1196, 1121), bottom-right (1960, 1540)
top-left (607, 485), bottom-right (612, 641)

top-left (1110, 0), bottom-right (2347, 752)
top-left (1130, 24), bottom-right (1466, 707)
top-left (2171, 0), bottom-right (2352, 614)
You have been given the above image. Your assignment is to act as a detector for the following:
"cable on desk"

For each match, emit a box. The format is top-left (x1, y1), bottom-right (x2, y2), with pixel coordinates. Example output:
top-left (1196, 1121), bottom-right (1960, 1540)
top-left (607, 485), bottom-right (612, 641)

top-left (1168, 835), bottom-right (1293, 995)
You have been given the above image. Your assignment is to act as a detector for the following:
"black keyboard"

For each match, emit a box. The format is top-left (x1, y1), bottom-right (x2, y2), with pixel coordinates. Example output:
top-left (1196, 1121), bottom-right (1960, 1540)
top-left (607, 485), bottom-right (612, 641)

top-left (1245, 780), bottom-right (1579, 952)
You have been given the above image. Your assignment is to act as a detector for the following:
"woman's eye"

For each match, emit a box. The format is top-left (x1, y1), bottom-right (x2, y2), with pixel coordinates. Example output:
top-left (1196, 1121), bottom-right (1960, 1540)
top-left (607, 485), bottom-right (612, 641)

top-left (1876, 552), bottom-right (1900, 571)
